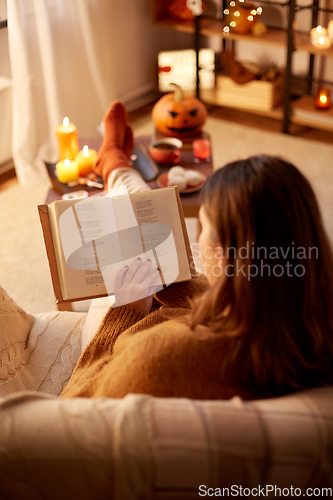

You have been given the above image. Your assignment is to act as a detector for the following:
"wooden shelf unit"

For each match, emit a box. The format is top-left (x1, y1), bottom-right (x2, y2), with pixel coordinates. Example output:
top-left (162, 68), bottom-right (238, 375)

top-left (291, 95), bottom-right (333, 132)
top-left (152, 0), bottom-right (333, 133)
top-left (154, 16), bottom-right (289, 47)
top-left (154, 15), bottom-right (333, 56)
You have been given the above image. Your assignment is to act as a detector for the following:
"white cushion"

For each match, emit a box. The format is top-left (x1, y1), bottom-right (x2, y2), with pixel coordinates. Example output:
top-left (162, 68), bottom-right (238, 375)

top-left (81, 295), bottom-right (114, 351)
top-left (0, 285), bottom-right (86, 396)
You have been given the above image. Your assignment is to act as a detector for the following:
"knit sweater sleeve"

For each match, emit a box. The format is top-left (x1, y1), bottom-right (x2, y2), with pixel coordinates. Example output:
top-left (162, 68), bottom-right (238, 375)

top-left (61, 317), bottom-right (200, 399)
top-left (154, 273), bottom-right (209, 308)
top-left (61, 275), bottom-right (209, 398)
top-left (60, 304), bottom-right (145, 396)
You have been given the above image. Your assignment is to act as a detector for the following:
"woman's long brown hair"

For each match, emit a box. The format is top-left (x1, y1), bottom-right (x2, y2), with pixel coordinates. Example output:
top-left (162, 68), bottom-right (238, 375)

top-left (190, 155), bottom-right (333, 396)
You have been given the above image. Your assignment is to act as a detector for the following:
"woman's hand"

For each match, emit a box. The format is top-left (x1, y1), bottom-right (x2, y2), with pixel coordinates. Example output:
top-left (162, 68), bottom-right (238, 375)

top-left (114, 258), bottom-right (161, 315)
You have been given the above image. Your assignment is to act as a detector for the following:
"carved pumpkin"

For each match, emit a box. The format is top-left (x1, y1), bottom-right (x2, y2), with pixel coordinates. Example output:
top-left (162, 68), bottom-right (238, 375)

top-left (152, 84), bottom-right (208, 138)
top-left (223, 1), bottom-right (259, 34)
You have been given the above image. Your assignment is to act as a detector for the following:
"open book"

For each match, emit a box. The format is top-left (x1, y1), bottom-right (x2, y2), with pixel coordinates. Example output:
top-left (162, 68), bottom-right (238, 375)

top-left (38, 187), bottom-right (196, 304)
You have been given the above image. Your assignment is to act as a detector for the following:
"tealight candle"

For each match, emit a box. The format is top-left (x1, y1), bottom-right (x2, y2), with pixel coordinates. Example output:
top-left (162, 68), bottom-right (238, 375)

top-left (310, 25), bottom-right (327, 42)
top-left (316, 35), bottom-right (332, 48)
top-left (310, 26), bottom-right (332, 48)
top-left (55, 117), bottom-right (79, 161)
top-left (193, 139), bottom-right (211, 163)
top-left (74, 145), bottom-right (97, 177)
top-left (315, 88), bottom-right (332, 109)
top-left (56, 158), bottom-right (79, 184)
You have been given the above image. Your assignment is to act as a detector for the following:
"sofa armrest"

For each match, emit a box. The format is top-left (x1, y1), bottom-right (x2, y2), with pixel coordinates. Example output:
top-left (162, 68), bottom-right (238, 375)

top-left (0, 310), bottom-right (86, 397)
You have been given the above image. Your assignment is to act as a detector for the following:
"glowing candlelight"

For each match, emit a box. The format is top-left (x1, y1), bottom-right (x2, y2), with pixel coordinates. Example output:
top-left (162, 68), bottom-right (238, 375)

top-left (193, 139), bottom-right (211, 163)
top-left (55, 117), bottom-right (79, 160)
top-left (56, 158), bottom-right (79, 184)
top-left (75, 145), bottom-right (97, 177)
top-left (315, 88), bottom-right (332, 109)
top-left (310, 26), bottom-right (331, 48)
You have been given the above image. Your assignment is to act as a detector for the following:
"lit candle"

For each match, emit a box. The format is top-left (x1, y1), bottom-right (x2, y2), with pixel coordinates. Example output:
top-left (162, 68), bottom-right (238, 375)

top-left (55, 117), bottom-right (79, 161)
top-left (310, 26), bottom-right (327, 42)
top-left (193, 139), bottom-right (211, 163)
top-left (310, 26), bottom-right (332, 48)
top-left (316, 36), bottom-right (332, 48)
top-left (56, 158), bottom-right (79, 184)
top-left (74, 145), bottom-right (97, 177)
top-left (315, 88), bottom-right (332, 109)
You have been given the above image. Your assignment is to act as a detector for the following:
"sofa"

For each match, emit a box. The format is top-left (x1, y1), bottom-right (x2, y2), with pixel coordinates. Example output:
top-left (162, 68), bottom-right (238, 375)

top-left (0, 286), bottom-right (332, 499)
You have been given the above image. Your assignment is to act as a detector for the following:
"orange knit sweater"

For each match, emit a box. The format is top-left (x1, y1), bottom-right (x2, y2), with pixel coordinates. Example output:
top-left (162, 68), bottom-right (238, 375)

top-left (61, 275), bottom-right (254, 400)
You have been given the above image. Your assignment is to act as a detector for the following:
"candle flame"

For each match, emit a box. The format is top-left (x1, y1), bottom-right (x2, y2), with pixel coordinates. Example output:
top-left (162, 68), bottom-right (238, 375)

top-left (320, 95), bottom-right (328, 104)
top-left (319, 36), bottom-right (325, 45)
top-left (64, 159), bottom-right (70, 167)
top-left (63, 117), bottom-right (69, 127)
top-left (83, 145), bottom-right (89, 157)
top-left (316, 26), bottom-right (322, 33)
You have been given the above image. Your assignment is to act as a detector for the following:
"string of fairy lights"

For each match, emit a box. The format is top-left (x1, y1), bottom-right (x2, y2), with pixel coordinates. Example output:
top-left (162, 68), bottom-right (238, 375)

top-left (222, 1), bottom-right (262, 34)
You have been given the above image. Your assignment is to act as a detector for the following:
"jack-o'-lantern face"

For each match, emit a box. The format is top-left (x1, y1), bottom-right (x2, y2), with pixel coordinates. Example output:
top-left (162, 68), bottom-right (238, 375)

top-left (152, 84), bottom-right (208, 138)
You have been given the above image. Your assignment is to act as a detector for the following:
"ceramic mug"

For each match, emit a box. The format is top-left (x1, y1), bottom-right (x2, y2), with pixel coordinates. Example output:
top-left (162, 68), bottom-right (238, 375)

top-left (148, 138), bottom-right (183, 164)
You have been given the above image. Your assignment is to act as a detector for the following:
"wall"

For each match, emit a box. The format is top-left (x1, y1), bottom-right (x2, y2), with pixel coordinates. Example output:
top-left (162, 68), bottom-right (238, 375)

top-left (0, 0), bottom-right (10, 79)
top-left (0, 27), bottom-right (10, 78)
top-left (106, 0), bottom-right (193, 109)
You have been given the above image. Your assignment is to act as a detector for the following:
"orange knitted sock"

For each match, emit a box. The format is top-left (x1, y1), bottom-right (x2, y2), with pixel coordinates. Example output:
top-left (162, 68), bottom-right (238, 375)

top-left (94, 101), bottom-right (134, 184)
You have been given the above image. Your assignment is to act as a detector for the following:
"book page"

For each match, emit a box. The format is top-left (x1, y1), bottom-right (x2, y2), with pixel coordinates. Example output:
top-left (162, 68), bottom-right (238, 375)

top-left (50, 198), bottom-right (116, 300)
top-left (110, 192), bottom-right (163, 291)
top-left (128, 188), bottom-right (191, 285)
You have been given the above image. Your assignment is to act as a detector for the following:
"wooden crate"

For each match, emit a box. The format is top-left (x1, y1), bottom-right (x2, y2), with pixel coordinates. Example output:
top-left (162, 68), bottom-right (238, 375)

top-left (215, 74), bottom-right (284, 112)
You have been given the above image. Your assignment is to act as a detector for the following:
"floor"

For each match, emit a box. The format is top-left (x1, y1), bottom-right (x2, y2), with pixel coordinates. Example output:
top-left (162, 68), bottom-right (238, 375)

top-left (1, 103), bottom-right (333, 189)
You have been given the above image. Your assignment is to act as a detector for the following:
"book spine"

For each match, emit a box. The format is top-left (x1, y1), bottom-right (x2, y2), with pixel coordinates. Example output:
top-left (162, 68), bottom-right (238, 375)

top-left (48, 203), bottom-right (69, 300)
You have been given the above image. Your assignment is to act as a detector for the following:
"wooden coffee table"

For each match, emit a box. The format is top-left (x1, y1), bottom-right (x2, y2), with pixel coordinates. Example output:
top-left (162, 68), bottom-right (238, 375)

top-left (45, 135), bottom-right (214, 218)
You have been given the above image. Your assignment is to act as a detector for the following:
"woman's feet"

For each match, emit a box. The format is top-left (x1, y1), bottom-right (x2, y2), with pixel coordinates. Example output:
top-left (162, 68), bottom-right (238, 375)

top-left (94, 101), bottom-right (134, 184)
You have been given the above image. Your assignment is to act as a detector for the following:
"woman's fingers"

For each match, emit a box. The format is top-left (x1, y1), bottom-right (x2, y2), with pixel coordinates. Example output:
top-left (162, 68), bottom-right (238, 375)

top-left (114, 259), bottom-right (162, 311)
top-left (133, 259), bottom-right (153, 284)
top-left (115, 265), bottom-right (129, 291)
top-left (122, 257), bottom-right (142, 286)
top-left (142, 268), bottom-right (161, 287)
top-left (123, 257), bottom-right (159, 286)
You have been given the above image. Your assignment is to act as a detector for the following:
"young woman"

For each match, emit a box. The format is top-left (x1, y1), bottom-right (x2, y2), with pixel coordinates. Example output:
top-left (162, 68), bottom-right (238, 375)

top-left (61, 102), bottom-right (333, 400)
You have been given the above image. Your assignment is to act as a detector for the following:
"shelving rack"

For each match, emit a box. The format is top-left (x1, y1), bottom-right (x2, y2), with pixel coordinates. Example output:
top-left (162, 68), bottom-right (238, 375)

top-left (152, 0), bottom-right (333, 134)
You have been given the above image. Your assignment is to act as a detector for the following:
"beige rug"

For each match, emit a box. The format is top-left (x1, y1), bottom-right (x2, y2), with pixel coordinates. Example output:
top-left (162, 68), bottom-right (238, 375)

top-left (1, 115), bottom-right (333, 314)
